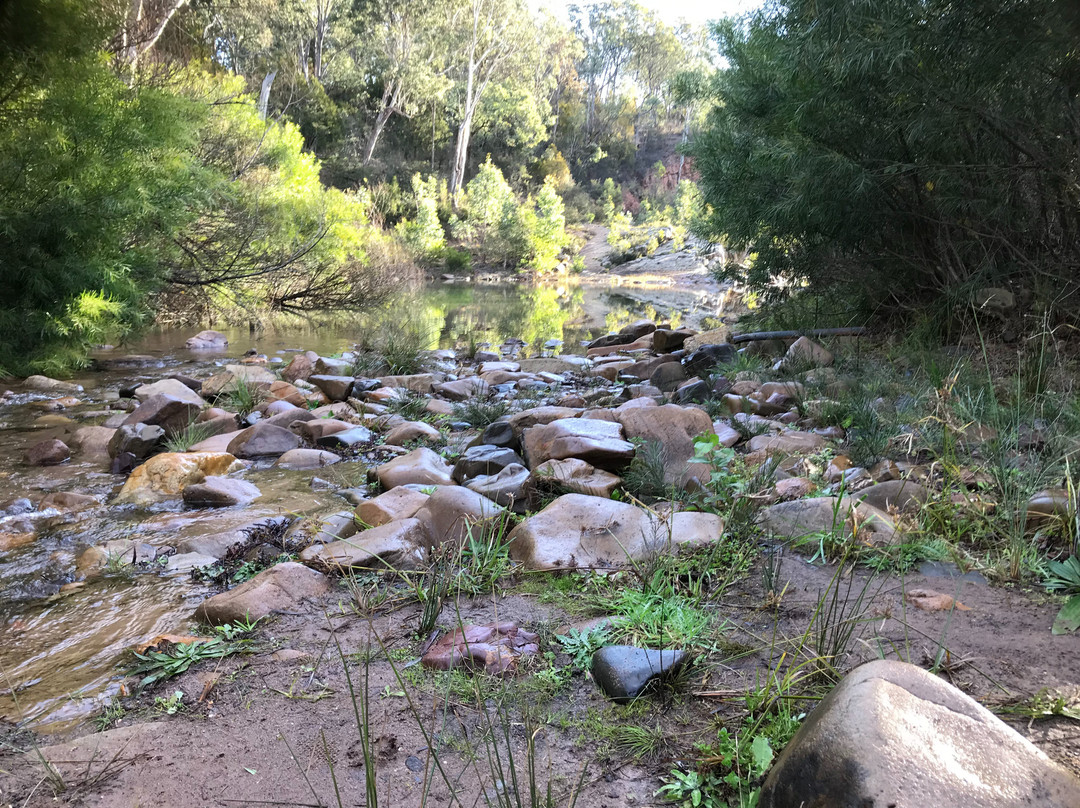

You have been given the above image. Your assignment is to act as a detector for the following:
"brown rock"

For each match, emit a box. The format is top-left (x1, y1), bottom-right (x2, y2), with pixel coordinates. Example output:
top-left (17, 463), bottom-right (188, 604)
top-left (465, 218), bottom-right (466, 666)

top-left (227, 423), bottom-right (300, 459)
top-left (300, 519), bottom-right (428, 571)
top-left (25, 438), bottom-right (70, 466)
top-left (421, 622), bottom-right (540, 677)
top-left (412, 486), bottom-right (506, 548)
top-left (193, 562), bottom-right (330, 624)
top-left (522, 418), bottom-right (634, 471)
top-left (355, 487), bottom-right (430, 527)
top-left (376, 447), bottom-right (454, 489)
top-left (534, 458), bottom-right (621, 497)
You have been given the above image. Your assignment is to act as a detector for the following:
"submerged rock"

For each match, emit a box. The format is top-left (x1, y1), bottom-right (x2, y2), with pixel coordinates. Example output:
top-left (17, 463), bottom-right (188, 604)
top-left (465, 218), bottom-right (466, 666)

top-left (114, 452), bottom-right (246, 505)
top-left (25, 438), bottom-right (70, 466)
top-left (185, 330), bottom-right (228, 350)
top-left (182, 476), bottom-right (261, 507)
top-left (759, 660), bottom-right (1080, 808)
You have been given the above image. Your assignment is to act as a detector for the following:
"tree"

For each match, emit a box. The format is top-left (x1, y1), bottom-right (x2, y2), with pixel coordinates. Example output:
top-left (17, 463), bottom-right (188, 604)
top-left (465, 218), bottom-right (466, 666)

top-left (446, 0), bottom-right (530, 203)
top-left (692, 0), bottom-right (1080, 314)
top-left (353, 0), bottom-right (451, 164)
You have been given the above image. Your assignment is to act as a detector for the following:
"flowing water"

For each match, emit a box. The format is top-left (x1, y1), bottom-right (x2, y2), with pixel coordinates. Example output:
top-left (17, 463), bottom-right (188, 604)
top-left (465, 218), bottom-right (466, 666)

top-left (0, 279), bottom-right (726, 733)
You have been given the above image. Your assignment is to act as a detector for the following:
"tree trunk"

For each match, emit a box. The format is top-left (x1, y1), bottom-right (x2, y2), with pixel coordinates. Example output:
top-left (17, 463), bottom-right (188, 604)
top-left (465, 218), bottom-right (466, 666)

top-left (450, 57), bottom-right (477, 204)
top-left (364, 101), bottom-right (394, 164)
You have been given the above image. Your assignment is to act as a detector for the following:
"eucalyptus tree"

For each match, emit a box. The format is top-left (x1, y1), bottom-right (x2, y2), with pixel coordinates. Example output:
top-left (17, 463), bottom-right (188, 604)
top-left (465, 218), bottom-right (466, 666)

top-left (446, 0), bottom-right (532, 203)
top-left (352, 0), bottom-right (453, 164)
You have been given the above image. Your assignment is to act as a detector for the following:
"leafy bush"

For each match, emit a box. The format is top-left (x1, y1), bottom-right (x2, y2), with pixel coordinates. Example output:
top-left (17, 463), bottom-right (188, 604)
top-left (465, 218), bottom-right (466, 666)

top-left (444, 247), bottom-right (472, 273)
top-left (692, 0), bottom-right (1080, 315)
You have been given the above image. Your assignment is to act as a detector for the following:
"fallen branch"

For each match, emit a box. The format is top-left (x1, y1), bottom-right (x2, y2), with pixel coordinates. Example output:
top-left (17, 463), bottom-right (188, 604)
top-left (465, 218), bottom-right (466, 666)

top-left (731, 327), bottom-right (868, 343)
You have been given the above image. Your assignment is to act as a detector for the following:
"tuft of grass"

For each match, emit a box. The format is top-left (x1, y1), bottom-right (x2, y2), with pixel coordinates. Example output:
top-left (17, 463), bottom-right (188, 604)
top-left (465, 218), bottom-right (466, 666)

top-left (218, 378), bottom-right (265, 419)
top-left (620, 439), bottom-right (673, 501)
top-left (385, 388), bottom-right (433, 421)
top-left (163, 418), bottom-right (221, 452)
top-left (452, 393), bottom-right (510, 428)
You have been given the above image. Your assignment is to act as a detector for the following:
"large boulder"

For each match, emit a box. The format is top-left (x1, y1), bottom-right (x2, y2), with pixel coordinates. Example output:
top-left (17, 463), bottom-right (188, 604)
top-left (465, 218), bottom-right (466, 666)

top-left (522, 418), bottom-right (635, 471)
top-left (757, 496), bottom-right (896, 544)
top-left (384, 420), bottom-right (441, 445)
top-left (507, 494), bottom-right (658, 570)
top-left (301, 519), bottom-right (428, 571)
top-left (413, 486), bottom-right (506, 548)
top-left (682, 343), bottom-right (737, 377)
top-left (226, 423), bottom-right (299, 459)
top-left (122, 394), bottom-right (200, 435)
top-left (182, 476), bottom-right (261, 508)
top-left (185, 330), bottom-right (228, 350)
top-left (356, 487), bottom-right (431, 527)
top-left (376, 447), bottom-right (454, 489)
top-left (193, 562), bottom-right (330, 624)
top-left (759, 660), bottom-right (1080, 808)
top-left (133, 379), bottom-right (206, 407)
top-left (435, 377), bottom-right (489, 401)
top-left (114, 452), bottom-right (246, 505)
top-left (780, 336), bottom-right (833, 370)
top-left (613, 403), bottom-right (714, 485)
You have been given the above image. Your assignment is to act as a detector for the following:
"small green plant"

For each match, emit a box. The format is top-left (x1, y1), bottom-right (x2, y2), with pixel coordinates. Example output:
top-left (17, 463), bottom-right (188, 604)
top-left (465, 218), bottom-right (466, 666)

top-left (218, 378), bottom-right (265, 419)
top-left (130, 638), bottom-right (247, 689)
top-left (94, 699), bottom-right (126, 731)
top-left (556, 624), bottom-right (611, 672)
top-left (386, 389), bottom-right (432, 421)
top-left (163, 418), bottom-right (221, 452)
top-left (452, 392), bottom-right (510, 428)
top-left (380, 323), bottom-right (430, 375)
top-left (213, 615), bottom-right (262, 640)
top-left (455, 517), bottom-right (514, 597)
top-left (621, 439), bottom-right (672, 501)
top-left (656, 767), bottom-right (726, 808)
top-left (154, 690), bottom-right (185, 715)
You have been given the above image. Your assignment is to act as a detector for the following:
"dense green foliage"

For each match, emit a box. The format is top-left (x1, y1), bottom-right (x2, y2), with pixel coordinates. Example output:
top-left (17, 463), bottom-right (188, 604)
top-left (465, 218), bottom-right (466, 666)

top-left (0, 0), bottom-right (711, 374)
top-left (692, 0), bottom-right (1080, 315)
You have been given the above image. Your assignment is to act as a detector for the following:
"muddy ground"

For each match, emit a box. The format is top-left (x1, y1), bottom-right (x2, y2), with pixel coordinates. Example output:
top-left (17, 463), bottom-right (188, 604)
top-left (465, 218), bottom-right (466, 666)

top-left (4, 548), bottom-right (1078, 808)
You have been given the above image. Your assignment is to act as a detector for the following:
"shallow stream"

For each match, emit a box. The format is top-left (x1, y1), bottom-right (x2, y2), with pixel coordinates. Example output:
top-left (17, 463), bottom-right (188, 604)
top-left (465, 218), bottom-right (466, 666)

top-left (0, 279), bottom-right (726, 733)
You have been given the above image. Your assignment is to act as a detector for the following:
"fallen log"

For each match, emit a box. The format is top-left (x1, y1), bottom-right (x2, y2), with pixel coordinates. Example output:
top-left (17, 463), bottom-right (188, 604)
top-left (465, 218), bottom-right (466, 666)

top-left (731, 326), bottom-right (868, 344)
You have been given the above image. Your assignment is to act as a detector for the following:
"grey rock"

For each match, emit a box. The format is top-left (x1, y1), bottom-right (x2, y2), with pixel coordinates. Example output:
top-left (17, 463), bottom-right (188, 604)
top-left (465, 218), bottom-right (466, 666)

top-left (649, 362), bottom-right (687, 392)
top-left (478, 419), bottom-right (518, 449)
top-left (182, 476), bottom-right (261, 507)
top-left (227, 423), bottom-right (300, 459)
top-left (759, 659), bottom-right (1080, 808)
top-left (309, 375), bottom-right (354, 401)
top-left (452, 444), bottom-right (525, 483)
top-left (591, 646), bottom-right (687, 702)
top-left (315, 426), bottom-right (373, 448)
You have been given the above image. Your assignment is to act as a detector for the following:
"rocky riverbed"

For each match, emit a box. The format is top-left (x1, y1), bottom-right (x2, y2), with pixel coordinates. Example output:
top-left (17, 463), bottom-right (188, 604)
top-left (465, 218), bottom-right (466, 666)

top-left (2, 310), bottom-right (1080, 807)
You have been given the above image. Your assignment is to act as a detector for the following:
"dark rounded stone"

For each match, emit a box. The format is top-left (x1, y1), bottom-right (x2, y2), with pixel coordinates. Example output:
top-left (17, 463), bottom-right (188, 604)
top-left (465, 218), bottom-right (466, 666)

top-left (673, 379), bottom-right (711, 404)
top-left (479, 420), bottom-right (518, 449)
top-left (682, 343), bottom-right (738, 377)
top-left (591, 645), bottom-right (687, 703)
top-left (452, 444), bottom-right (525, 484)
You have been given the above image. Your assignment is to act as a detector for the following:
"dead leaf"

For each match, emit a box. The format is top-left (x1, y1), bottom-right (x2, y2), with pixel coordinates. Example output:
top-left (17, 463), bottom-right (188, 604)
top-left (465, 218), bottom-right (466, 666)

top-left (135, 634), bottom-right (212, 654)
top-left (906, 589), bottom-right (971, 612)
